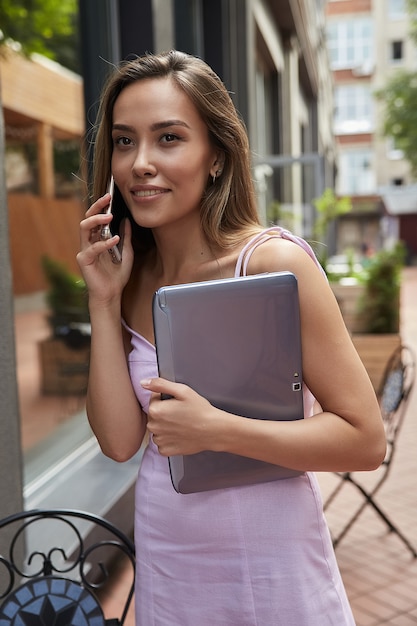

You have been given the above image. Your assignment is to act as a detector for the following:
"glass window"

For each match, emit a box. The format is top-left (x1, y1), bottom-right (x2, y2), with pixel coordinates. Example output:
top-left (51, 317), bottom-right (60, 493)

top-left (5, 6), bottom-right (90, 473)
top-left (387, 137), bottom-right (404, 160)
top-left (337, 150), bottom-right (376, 195)
top-left (253, 62), bottom-right (276, 221)
top-left (390, 40), bottom-right (404, 61)
top-left (388, 0), bottom-right (406, 19)
top-left (327, 18), bottom-right (374, 70)
top-left (174, 0), bottom-right (204, 57)
top-left (334, 85), bottom-right (374, 134)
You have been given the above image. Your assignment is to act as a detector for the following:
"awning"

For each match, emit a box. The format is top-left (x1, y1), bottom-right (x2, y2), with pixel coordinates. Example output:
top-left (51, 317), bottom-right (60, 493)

top-left (380, 185), bottom-right (417, 216)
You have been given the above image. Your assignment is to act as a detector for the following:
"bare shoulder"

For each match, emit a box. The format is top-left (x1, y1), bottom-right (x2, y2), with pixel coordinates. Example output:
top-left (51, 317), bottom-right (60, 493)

top-left (245, 234), bottom-right (324, 282)
top-left (243, 234), bottom-right (342, 329)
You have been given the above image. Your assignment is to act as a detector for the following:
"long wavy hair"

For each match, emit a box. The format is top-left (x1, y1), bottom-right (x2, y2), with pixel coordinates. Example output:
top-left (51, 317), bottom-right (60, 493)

top-left (91, 50), bottom-right (261, 252)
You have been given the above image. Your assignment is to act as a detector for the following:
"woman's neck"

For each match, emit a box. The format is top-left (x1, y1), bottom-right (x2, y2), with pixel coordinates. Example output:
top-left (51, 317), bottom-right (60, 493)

top-left (150, 224), bottom-right (223, 285)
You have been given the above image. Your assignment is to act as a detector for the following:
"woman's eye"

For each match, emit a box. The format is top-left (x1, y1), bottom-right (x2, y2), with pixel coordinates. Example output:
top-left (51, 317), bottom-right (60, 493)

top-left (162, 133), bottom-right (179, 143)
top-left (114, 136), bottom-right (132, 146)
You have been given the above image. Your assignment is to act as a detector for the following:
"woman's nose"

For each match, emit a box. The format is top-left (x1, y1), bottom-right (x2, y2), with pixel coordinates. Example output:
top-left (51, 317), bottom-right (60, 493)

top-left (132, 146), bottom-right (157, 177)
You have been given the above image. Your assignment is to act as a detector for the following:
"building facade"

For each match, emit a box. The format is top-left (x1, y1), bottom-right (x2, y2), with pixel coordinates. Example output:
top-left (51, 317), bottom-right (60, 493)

top-left (81, 0), bottom-right (336, 236)
top-left (326, 0), bottom-right (417, 260)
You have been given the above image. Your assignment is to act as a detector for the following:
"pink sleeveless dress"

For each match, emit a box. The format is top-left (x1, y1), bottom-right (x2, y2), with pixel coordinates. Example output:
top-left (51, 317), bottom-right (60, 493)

top-left (125, 228), bottom-right (355, 625)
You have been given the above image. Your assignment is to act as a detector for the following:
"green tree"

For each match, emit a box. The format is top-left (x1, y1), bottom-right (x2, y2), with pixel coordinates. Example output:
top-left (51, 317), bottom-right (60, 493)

top-left (407, 0), bottom-right (417, 45)
top-left (0, 0), bottom-right (79, 72)
top-left (375, 70), bottom-right (417, 177)
top-left (375, 0), bottom-right (417, 176)
top-left (312, 188), bottom-right (351, 241)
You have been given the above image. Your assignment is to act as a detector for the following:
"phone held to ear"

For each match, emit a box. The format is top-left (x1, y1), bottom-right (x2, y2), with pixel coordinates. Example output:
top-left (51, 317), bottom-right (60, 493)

top-left (101, 176), bottom-right (123, 264)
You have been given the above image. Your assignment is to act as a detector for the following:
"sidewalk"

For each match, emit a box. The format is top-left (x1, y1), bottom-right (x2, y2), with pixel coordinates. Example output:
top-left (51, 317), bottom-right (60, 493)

top-left (14, 268), bottom-right (417, 625)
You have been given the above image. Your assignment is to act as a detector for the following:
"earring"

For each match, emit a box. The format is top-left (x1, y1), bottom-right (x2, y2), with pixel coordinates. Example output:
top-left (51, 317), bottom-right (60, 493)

top-left (212, 169), bottom-right (222, 184)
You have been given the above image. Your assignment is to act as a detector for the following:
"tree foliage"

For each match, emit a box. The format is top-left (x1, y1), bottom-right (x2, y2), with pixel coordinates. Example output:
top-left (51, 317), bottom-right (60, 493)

top-left (375, 0), bottom-right (417, 176)
top-left (375, 70), bottom-right (417, 177)
top-left (312, 188), bottom-right (352, 242)
top-left (311, 188), bottom-right (352, 270)
top-left (407, 0), bottom-right (417, 45)
top-left (0, 0), bottom-right (79, 72)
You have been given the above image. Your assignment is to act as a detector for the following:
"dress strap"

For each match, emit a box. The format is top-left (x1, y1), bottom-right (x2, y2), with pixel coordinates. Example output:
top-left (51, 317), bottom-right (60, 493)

top-left (234, 226), bottom-right (325, 277)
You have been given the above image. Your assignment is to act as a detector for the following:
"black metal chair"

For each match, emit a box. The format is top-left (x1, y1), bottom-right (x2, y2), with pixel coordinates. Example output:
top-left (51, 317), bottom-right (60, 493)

top-left (0, 509), bottom-right (135, 625)
top-left (323, 344), bottom-right (416, 557)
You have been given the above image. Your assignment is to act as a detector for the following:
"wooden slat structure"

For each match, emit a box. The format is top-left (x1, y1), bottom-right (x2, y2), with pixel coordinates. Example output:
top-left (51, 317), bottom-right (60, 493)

top-left (8, 192), bottom-right (85, 295)
top-left (1, 50), bottom-right (86, 295)
top-left (352, 334), bottom-right (402, 392)
top-left (0, 50), bottom-right (84, 198)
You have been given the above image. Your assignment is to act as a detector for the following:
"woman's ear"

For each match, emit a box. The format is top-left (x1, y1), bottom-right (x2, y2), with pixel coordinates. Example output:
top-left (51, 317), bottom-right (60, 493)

top-left (210, 152), bottom-right (225, 179)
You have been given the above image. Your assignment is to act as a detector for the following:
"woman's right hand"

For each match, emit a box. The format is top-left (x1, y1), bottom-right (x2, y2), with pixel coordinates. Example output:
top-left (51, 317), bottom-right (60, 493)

top-left (77, 193), bottom-right (134, 304)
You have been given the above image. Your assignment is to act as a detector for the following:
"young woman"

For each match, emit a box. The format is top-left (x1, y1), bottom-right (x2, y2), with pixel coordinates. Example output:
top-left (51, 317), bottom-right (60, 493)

top-left (77, 50), bottom-right (385, 625)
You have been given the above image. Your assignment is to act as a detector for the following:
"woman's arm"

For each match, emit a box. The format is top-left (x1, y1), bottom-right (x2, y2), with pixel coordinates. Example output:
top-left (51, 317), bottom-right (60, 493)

top-left (86, 301), bottom-right (146, 461)
top-left (144, 238), bottom-right (386, 472)
top-left (77, 196), bottom-right (146, 462)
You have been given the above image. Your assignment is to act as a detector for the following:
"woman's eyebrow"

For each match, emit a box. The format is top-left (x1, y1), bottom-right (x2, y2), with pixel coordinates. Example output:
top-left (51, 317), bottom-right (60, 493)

top-left (112, 120), bottom-right (191, 134)
top-left (112, 123), bottom-right (136, 133)
top-left (150, 119), bottom-right (191, 131)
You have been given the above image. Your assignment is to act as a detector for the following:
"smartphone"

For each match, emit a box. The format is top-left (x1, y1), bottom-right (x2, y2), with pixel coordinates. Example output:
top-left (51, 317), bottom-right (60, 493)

top-left (101, 176), bottom-right (123, 264)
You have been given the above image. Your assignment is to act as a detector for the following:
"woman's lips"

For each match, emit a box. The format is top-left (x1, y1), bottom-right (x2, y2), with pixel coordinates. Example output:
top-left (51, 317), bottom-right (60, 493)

top-left (132, 188), bottom-right (168, 197)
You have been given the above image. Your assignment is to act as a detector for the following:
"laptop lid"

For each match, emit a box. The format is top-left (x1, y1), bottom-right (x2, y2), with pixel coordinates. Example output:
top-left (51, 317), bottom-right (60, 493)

top-left (152, 271), bottom-right (304, 494)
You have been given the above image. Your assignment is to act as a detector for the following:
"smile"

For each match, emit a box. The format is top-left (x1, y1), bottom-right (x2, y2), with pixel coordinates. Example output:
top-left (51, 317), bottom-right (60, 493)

top-left (133, 189), bottom-right (167, 197)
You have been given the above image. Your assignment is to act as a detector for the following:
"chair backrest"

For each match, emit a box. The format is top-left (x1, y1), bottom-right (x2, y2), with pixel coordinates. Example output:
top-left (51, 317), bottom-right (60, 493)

top-left (0, 509), bottom-right (135, 625)
top-left (377, 344), bottom-right (415, 445)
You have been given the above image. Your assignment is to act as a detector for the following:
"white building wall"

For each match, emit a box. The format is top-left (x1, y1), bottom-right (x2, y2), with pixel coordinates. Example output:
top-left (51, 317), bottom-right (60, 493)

top-left (327, 0), bottom-right (417, 195)
top-left (373, 0), bottom-right (415, 187)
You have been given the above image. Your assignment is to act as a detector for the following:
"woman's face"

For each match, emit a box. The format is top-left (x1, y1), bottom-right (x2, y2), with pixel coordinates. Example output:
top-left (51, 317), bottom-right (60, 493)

top-left (110, 77), bottom-right (219, 232)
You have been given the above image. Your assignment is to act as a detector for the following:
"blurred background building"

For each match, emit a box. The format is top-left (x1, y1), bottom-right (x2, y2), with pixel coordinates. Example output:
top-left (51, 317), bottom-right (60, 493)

top-left (326, 0), bottom-right (417, 262)
top-left (79, 0), bottom-right (336, 238)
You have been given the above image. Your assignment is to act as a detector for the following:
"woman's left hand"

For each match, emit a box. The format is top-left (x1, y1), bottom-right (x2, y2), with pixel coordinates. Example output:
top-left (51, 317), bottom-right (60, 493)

top-left (141, 378), bottom-right (219, 456)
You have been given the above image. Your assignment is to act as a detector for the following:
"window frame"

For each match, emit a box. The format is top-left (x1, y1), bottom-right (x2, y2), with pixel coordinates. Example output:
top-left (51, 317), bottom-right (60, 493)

top-left (327, 17), bottom-right (374, 71)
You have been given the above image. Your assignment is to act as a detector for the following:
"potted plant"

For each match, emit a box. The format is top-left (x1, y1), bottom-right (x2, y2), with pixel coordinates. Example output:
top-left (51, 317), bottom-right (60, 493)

top-left (351, 243), bottom-right (405, 390)
top-left (358, 244), bottom-right (404, 334)
top-left (39, 256), bottom-right (90, 395)
top-left (310, 188), bottom-right (405, 391)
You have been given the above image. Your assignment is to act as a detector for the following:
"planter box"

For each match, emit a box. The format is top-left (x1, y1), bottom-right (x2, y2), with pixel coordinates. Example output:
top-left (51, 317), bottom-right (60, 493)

top-left (352, 334), bottom-right (401, 392)
top-left (331, 283), bottom-right (401, 390)
top-left (331, 282), bottom-right (367, 334)
top-left (39, 338), bottom-right (90, 395)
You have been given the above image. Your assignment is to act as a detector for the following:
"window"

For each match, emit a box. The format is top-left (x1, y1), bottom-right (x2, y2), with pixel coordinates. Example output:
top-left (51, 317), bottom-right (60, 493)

top-left (253, 62), bottom-right (277, 221)
top-left (327, 18), bottom-right (373, 70)
top-left (391, 40), bottom-right (404, 62)
top-left (337, 150), bottom-right (376, 195)
top-left (174, 0), bottom-right (204, 57)
top-left (334, 84), bottom-right (374, 134)
top-left (387, 137), bottom-right (404, 160)
top-left (388, 0), bottom-right (406, 19)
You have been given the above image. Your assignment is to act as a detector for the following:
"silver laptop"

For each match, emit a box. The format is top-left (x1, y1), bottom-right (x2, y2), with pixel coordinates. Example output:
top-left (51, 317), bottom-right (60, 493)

top-left (152, 272), bottom-right (304, 494)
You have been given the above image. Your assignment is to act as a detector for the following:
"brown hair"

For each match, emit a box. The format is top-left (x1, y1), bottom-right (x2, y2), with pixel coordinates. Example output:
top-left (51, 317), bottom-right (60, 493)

top-left (92, 50), bottom-right (261, 251)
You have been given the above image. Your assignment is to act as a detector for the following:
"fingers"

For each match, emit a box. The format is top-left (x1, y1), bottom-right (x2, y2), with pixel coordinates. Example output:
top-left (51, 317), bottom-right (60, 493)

top-left (79, 192), bottom-right (124, 265)
top-left (78, 223), bottom-right (120, 267)
top-left (140, 377), bottom-right (187, 399)
top-left (85, 192), bottom-right (111, 217)
top-left (143, 378), bottom-right (213, 457)
top-left (81, 195), bottom-right (111, 242)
